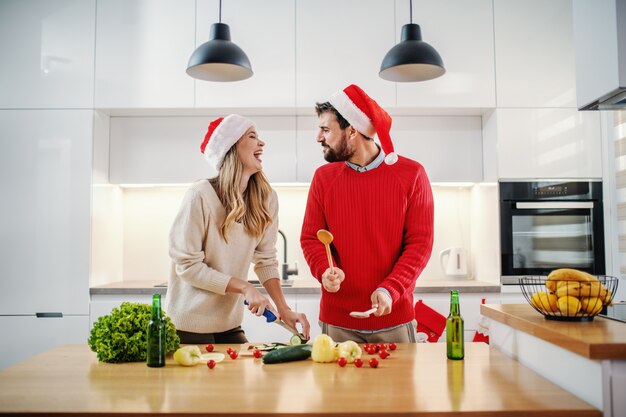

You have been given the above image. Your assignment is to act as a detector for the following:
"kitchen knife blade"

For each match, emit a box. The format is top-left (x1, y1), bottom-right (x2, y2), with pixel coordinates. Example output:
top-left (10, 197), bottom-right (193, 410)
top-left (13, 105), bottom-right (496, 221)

top-left (244, 300), bottom-right (306, 340)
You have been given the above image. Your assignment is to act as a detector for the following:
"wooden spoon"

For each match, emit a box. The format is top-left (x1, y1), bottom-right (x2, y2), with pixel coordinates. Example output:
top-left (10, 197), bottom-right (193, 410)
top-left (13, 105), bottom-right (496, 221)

top-left (316, 229), bottom-right (335, 275)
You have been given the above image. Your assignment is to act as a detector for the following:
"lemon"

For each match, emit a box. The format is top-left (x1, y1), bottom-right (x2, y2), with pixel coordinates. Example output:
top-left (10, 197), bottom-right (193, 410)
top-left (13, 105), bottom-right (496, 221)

top-left (580, 297), bottom-right (603, 315)
top-left (530, 292), bottom-right (558, 313)
top-left (557, 296), bottom-right (581, 316)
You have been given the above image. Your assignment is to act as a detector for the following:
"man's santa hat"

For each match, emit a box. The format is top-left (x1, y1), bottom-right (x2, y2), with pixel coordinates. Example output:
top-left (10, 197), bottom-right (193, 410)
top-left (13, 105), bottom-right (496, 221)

top-left (328, 84), bottom-right (397, 165)
top-left (199, 114), bottom-right (255, 177)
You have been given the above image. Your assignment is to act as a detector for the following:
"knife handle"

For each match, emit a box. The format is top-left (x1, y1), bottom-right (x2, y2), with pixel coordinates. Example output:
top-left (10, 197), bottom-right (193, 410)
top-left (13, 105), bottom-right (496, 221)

top-left (244, 300), bottom-right (277, 322)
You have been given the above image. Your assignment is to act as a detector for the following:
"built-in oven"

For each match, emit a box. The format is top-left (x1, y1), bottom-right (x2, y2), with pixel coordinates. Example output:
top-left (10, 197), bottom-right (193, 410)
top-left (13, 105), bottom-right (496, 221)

top-left (499, 180), bottom-right (605, 285)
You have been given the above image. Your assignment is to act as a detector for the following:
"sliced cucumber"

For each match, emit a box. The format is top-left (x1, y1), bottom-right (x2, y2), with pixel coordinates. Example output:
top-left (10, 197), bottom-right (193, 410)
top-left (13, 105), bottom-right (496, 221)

top-left (290, 334), bottom-right (304, 345)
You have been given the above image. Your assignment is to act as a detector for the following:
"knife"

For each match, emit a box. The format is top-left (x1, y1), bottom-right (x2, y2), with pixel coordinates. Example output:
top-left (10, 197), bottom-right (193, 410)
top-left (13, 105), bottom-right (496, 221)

top-left (244, 300), bottom-right (307, 341)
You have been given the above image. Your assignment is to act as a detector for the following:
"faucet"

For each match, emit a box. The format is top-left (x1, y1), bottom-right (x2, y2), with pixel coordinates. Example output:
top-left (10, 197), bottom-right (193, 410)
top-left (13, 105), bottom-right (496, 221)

top-left (278, 230), bottom-right (298, 281)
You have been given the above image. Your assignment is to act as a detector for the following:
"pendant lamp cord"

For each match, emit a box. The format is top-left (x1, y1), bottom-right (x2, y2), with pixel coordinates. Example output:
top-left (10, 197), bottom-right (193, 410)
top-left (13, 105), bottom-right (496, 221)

top-left (409, 0), bottom-right (413, 24)
top-left (218, 0), bottom-right (222, 23)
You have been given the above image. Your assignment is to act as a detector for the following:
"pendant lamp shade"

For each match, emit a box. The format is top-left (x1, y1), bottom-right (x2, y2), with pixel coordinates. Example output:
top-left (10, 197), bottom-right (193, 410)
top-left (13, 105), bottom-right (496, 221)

top-left (186, 0), bottom-right (253, 82)
top-left (379, 1), bottom-right (445, 82)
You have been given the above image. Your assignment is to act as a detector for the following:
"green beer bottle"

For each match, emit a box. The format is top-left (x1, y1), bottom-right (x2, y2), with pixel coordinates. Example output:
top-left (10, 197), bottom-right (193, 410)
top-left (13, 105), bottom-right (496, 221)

top-left (146, 293), bottom-right (166, 367)
top-left (446, 290), bottom-right (464, 360)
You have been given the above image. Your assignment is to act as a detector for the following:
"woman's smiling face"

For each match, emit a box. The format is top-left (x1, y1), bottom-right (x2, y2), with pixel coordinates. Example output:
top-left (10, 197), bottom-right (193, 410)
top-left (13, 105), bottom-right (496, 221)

top-left (236, 126), bottom-right (265, 176)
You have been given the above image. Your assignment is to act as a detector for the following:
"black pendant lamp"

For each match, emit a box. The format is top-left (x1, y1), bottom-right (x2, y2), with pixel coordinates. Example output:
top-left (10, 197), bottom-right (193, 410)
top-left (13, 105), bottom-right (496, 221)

top-left (379, 0), bottom-right (445, 82)
top-left (186, 0), bottom-right (253, 82)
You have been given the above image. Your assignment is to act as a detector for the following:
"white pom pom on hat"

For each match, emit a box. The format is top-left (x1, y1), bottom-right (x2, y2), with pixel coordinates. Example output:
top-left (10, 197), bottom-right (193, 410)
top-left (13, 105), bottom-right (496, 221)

top-left (328, 84), bottom-right (397, 165)
top-left (200, 114), bottom-right (255, 177)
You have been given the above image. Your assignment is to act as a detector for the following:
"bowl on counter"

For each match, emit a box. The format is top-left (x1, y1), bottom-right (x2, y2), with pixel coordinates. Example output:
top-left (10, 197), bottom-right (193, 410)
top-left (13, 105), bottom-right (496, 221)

top-left (520, 276), bottom-right (619, 321)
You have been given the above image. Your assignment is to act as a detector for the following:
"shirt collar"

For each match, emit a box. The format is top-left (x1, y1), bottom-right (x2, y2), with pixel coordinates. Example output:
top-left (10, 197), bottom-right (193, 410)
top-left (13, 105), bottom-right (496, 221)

top-left (345, 146), bottom-right (385, 172)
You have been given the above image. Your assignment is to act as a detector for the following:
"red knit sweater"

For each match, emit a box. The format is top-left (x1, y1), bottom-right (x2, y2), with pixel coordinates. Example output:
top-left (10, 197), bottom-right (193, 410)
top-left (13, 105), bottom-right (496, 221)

top-left (300, 156), bottom-right (434, 330)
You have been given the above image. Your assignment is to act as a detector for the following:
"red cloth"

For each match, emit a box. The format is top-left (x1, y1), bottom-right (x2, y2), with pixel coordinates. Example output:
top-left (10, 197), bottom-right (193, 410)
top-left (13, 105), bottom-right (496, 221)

top-left (300, 157), bottom-right (434, 330)
top-left (472, 298), bottom-right (490, 343)
top-left (414, 300), bottom-right (447, 342)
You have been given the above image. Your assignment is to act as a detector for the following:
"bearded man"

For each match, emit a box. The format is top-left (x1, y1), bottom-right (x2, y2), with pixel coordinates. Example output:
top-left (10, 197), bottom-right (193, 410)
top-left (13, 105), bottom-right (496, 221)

top-left (300, 84), bottom-right (435, 343)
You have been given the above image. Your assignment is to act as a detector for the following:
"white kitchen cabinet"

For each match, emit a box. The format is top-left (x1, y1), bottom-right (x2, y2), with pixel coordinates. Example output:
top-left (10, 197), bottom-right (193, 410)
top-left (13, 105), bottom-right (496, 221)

top-left (94, 0), bottom-right (195, 108)
top-left (495, 108), bottom-right (602, 179)
top-left (0, 316), bottom-right (89, 370)
top-left (0, 0), bottom-right (95, 109)
top-left (109, 115), bottom-right (297, 183)
top-left (395, 0), bottom-right (496, 109)
top-left (195, 0), bottom-right (296, 108)
top-left (494, 0), bottom-right (576, 108)
top-left (294, 115), bottom-right (483, 183)
top-left (295, 0), bottom-right (396, 108)
top-left (0, 110), bottom-right (92, 315)
top-left (295, 294), bottom-right (322, 341)
top-left (392, 116), bottom-right (483, 182)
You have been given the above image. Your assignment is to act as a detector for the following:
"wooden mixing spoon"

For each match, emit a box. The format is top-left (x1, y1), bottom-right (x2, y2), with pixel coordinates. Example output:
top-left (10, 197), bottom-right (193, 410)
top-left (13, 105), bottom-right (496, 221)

top-left (316, 229), bottom-right (335, 274)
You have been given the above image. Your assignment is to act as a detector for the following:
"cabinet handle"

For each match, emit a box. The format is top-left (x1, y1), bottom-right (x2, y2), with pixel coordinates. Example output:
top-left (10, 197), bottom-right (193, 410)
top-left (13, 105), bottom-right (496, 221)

top-left (35, 312), bottom-right (63, 318)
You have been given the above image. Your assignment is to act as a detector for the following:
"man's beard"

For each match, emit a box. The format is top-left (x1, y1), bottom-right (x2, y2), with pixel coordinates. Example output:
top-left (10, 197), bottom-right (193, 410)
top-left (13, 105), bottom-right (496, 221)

top-left (323, 132), bottom-right (354, 162)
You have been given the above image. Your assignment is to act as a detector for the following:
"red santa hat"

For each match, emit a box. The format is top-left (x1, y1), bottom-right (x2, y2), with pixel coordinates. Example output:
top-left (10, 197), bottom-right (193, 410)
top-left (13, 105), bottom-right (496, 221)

top-left (200, 114), bottom-right (255, 177)
top-left (328, 84), bottom-right (397, 165)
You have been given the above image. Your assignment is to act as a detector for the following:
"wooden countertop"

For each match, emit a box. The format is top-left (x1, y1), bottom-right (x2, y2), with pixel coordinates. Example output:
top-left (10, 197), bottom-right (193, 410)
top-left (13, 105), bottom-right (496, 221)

top-left (0, 343), bottom-right (599, 416)
top-left (481, 304), bottom-right (626, 360)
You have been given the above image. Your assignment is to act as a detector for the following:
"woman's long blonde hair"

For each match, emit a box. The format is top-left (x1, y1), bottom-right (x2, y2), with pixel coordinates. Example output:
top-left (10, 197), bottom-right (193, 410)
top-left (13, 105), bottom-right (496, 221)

top-left (210, 145), bottom-right (273, 242)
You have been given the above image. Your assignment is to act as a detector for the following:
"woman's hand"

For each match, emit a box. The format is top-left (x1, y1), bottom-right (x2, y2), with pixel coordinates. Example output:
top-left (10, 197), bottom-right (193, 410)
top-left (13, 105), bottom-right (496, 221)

top-left (242, 285), bottom-right (275, 317)
top-left (279, 308), bottom-right (311, 340)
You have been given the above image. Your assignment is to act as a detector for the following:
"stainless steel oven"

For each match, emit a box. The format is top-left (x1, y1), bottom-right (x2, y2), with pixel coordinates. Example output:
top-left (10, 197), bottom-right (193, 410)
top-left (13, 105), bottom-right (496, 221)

top-left (499, 180), bottom-right (605, 285)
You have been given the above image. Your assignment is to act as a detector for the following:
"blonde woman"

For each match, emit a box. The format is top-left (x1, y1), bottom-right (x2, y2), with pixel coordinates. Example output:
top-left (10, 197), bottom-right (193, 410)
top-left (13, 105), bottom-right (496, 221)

top-left (167, 115), bottom-right (310, 344)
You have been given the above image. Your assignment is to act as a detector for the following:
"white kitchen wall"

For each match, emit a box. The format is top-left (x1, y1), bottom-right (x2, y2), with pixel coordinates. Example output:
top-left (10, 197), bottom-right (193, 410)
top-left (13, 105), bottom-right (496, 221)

top-left (90, 183), bottom-right (499, 285)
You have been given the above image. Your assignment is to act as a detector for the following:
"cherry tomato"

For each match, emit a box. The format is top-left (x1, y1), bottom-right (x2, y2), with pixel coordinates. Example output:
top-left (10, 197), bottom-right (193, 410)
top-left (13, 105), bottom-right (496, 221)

top-left (389, 342), bottom-right (397, 351)
top-left (379, 349), bottom-right (389, 359)
top-left (354, 358), bottom-right (363, 368)
top-left (367, 346), bottom-right (377, 355)
top-left (337, 357), bottom-right (347, 367)
top-left (369, 357), bottom-right (379, 368)
top-left (379, 343), bottom-right (387, 351)
top-left (205, 344), bottom-right (214, 352)
top-left (253, 349), bottom-right (263, 359)
top-left (207, 359), bottom-right (216, 369)
top-left (374, 344), bottom-right (380, 352)
top-left (363, 343), bottom-right (370, 351)
top-left (226, 348), bottom-right (234, 354)
top-left (229, 351), bottom-right (239, 360)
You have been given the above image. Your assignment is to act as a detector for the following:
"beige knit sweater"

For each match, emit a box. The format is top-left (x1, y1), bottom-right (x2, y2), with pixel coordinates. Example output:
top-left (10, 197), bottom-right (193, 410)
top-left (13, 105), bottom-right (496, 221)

top-left (165, 179), bottom-right (280, 334)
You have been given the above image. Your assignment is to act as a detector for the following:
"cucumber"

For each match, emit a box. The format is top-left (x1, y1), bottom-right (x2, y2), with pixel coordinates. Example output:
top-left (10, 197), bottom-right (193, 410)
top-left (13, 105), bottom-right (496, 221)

top-left (262, 344), bottom-right (312, 364)
top-left (290, 334), bottom-right (305, 345)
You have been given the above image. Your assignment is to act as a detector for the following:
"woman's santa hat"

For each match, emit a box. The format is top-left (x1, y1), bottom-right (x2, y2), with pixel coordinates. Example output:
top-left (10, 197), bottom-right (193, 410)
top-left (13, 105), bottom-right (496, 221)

top-left (328, 84), bottom-right (398, 165)
top-left (200, 114), bottom-right (255, 177)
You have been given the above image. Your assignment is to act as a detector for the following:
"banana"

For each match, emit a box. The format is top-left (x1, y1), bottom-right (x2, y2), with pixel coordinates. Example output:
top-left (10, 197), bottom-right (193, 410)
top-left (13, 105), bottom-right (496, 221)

top-left (546, 268), bottom-right (597, 292)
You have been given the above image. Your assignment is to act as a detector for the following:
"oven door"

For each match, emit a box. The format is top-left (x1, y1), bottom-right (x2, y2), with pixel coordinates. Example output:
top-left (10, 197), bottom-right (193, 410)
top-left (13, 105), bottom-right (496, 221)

top-left (500, 201), bottom-right (605, 280)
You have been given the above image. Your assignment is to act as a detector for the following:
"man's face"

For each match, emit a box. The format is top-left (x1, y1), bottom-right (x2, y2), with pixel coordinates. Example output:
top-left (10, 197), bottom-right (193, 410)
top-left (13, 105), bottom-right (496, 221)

top-left (316, 112), bottom-right (353, 163)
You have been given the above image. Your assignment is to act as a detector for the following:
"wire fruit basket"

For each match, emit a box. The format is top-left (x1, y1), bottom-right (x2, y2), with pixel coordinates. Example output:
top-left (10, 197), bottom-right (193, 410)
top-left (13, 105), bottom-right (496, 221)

top-left (520, 275), bottom-right (619, 321)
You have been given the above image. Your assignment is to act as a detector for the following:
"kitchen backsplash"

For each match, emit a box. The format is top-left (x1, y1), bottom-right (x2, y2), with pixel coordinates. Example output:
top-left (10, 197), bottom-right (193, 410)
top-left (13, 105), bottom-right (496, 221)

top-left (90, 183), bottom-right (500, 287)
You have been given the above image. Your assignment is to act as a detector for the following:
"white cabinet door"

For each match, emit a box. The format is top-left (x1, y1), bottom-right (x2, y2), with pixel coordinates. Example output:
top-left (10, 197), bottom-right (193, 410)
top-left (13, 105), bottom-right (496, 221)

top-left (296, 0), bottom-right (396, 108)
top-left (496, 108), bottom-right (602, 179)
top-left (494, 0), bottom-right (576, 108)
top-left (0, 110), bottom-right (92, 315)
top-left (195, 0), bottom-right (296, 108)
top-left (0, 315), bottom-right (89, 370)
top-left (295, 115), bottom-right (325, 183)
top-left (95, 0), bottom-right (195, 108)
top-left (396, 0), bottom-right (496, 109)
top-left (109, 115), bottom-right (297, 183)
top-left (0, 0), bottom-right (95, 109)
top-left (295, 294), bottom-right (322, 341)
top-left (392, 116), bottom-right (483, 182)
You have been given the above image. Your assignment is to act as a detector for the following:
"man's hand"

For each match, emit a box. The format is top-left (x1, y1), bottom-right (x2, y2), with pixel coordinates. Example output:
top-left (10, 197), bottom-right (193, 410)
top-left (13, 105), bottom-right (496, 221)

top-left (321, 267), bottom-right (345, 293)
top-left (371, 289), bottom-right (392, 316)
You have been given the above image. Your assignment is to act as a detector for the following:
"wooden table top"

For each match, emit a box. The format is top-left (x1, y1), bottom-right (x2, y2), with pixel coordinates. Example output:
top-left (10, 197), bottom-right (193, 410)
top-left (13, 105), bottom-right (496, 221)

top-left (481, 304), bottom-right (626, 360)
top-left (0, 343), bottom-right (599, 417)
